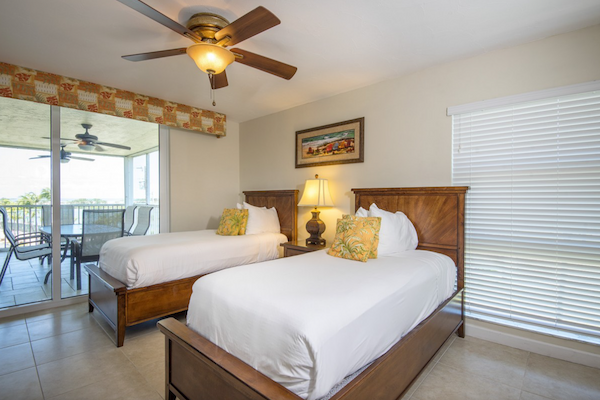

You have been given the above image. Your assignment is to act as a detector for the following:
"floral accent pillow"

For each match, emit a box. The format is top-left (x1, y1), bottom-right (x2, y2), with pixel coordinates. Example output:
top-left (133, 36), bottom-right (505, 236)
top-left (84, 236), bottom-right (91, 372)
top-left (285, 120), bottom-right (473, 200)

top-left (216, 209), bottom-right (249, 236)
top-left (328, 216), bottom-right (381, 262)
top-left (342, 214), bottom-right (380, 258)
top-left (238, 209), bottom-right (249, 235)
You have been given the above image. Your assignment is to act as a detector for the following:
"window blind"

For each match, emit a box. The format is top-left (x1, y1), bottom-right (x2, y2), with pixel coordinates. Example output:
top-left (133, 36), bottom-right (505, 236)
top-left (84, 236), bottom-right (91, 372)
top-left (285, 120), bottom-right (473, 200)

top-left (451, 86), bottom-right (600, 344)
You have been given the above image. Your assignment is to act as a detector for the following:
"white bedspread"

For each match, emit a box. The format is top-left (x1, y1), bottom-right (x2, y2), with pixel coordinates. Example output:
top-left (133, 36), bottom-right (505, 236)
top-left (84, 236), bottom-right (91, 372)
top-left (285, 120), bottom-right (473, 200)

top-left (186, 249), bottom-right (456, 400)
top-left (99, 230), bottom-right (287, 288)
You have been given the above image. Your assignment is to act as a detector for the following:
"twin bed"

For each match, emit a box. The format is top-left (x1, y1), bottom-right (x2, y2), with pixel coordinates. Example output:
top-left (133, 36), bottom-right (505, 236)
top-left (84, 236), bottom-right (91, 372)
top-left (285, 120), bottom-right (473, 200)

top-left (85, 190), bottom-right (298, 347)
top-left (157, 186), bottom-right (468, 400)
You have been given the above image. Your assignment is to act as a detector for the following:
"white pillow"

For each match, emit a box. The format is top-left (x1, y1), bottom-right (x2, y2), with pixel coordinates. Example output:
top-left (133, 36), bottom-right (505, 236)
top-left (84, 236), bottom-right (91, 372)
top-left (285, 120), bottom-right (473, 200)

top-left (243, 202), bottom-right (280, 234)
top-left (355, 207), bottom-right (368, 217)
top-left (243, 202), bottom-right (267, 210)
top-left (368, 203), bottom-right (418, 255)
top-left (241, 202), bottom-right (266, 209)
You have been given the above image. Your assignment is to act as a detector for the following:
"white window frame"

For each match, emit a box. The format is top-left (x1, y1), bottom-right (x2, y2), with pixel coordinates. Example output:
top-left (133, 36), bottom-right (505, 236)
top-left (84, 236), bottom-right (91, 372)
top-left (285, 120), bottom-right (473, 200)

top-left (450, 81), bottom-right (600, 345)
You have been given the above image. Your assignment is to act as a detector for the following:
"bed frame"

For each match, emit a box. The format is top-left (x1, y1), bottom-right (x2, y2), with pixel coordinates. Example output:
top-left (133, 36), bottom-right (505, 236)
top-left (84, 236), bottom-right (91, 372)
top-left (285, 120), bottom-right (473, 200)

top-left (85, 190), bottom-right (298, 347)
top-left (158, 186), bottom-right (468, 400)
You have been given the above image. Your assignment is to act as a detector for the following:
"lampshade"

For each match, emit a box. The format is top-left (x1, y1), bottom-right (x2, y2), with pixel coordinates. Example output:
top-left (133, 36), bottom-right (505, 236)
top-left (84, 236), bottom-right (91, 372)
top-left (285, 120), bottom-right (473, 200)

top-left (186, 43), bottom-right (235, 75)
top-left (298, 175), bottom-right (334, 207)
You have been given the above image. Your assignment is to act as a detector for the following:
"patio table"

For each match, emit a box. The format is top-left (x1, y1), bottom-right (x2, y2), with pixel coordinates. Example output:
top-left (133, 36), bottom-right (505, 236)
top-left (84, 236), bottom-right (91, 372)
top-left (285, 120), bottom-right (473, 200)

top-left (40, 224), bottom-right (122, 290)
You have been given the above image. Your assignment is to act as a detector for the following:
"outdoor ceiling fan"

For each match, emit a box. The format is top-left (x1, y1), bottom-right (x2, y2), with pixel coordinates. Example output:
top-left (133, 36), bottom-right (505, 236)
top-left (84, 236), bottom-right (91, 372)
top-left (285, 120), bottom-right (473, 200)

top-left (117, 0), bottom-right (297, 102)
top-left (61, 124), bottom-right (132, 152)
top-left (30, 144), bottom-right (94, 164)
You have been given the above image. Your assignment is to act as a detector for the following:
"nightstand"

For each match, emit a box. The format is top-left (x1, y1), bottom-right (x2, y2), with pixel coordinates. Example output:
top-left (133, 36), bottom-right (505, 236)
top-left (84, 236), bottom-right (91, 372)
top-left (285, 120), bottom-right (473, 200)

top-left (281, 240), bottom-right (327, 257)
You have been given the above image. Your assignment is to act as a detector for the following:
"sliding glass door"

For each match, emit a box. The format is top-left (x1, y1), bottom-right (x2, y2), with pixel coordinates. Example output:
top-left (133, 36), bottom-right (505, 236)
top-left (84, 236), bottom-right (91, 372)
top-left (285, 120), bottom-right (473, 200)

top-left (58, 108), bottom-right (129, 298)
top-left (0, 97), bottom-right (54, 307)
top-left (0, 96), bottom-right (160, 313)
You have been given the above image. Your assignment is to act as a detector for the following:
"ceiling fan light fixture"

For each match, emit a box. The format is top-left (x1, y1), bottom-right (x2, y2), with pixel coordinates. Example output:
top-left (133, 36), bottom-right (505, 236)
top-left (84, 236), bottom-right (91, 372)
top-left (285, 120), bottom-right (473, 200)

top-left (78, 143), bottom-right (95, 151)
top-left (60, 157), bottom-right (70, 164)
top-left (186, 43), bottom-right (234, 75)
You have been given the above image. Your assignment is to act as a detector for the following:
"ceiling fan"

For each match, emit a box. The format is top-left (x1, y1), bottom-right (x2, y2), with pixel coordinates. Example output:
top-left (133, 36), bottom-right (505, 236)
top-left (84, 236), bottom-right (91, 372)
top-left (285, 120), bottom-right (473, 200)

top-left (117, 0), bottom-right (297, 95)
top-left (61, 124), bottom-right (132, 152)
top-left (30, 144), bottom-right (94, 164)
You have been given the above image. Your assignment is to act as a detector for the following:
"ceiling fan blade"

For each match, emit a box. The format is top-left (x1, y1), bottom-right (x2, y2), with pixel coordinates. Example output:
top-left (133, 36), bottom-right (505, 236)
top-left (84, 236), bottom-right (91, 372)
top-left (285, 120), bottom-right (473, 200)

top-left (122, 48), bottom-right (187, 62)
top-left (116, 0), bottom-right (202, 42)
top-left (215, 6), bottom-right (280, 47)
top-left (231, 48), bottom-right (297, 80)
top-left (209, 71), bottom-right (229, 89)
top-left (69, 156), bottom-right (94, 162)
top-left (95, 141), bottom-right (132, 150)
top-left (29, 155), bottom-right (50, 160)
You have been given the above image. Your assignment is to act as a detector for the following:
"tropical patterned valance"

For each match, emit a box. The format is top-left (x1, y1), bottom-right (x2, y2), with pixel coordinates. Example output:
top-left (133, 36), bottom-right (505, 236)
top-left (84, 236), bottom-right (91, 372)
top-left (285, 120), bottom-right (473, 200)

top-left (0, 62), bottom-right (226, 137)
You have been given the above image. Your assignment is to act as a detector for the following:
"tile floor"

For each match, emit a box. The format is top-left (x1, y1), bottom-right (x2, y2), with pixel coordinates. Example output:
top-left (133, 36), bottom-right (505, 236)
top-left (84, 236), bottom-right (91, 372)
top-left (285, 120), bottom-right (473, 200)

top-left (0, 252), bottom-right (88, 309)
top-left (1, 303), bottom-right (599, 400)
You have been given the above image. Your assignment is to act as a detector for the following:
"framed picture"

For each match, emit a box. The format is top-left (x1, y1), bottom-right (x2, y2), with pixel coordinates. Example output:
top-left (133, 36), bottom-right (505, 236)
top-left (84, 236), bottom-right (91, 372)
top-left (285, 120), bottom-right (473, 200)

top-left (295, 117), bottom-right (364, 168)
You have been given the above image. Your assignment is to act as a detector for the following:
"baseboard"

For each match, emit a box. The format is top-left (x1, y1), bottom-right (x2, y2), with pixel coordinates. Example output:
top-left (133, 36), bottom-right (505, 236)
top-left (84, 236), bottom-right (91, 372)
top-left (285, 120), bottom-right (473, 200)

top-left (465, 317), bottom-right (600, 369)
top-left (0, 295), bottom-right (87, 318)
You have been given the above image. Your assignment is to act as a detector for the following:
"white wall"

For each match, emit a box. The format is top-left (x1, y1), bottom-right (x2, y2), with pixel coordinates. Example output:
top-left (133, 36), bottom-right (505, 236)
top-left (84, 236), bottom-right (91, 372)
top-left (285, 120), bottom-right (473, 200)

top-left (240, 24), bottom-right (600, 245)
top-left (169, 122), bottom-right (240, 232)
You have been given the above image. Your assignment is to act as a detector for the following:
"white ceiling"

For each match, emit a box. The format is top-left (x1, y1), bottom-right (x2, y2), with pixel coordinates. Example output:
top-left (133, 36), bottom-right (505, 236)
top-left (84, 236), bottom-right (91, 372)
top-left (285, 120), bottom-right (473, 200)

top-left (0, 96), bottom-right (159, 157)
top-left (1, 0), bottom-right (600, 124)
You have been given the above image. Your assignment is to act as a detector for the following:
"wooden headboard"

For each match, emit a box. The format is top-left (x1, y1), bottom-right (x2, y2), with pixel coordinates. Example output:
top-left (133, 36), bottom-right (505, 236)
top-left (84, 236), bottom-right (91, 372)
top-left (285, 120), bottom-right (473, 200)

top-left (243, 190), bottom-right (298, 242)
top-left (352, 186), bottom-right (468, 290)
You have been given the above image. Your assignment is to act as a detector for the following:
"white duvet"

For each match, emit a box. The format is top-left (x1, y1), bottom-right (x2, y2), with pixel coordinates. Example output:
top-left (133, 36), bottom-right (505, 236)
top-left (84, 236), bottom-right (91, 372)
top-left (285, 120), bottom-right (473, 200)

top-left (99, 230), bottom-right (288, 288)
top-left (187, 249), bottom-right (456, 400)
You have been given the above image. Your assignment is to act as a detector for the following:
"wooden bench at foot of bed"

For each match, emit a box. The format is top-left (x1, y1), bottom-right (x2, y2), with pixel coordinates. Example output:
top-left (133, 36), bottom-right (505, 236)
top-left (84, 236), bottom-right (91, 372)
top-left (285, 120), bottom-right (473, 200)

top-left (86, 264), bottom-right (205, 347)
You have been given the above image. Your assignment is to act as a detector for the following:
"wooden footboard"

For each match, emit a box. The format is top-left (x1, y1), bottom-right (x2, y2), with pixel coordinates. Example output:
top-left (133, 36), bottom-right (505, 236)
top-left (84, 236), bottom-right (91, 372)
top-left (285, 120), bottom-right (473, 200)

top-left (86, 264), bottom-right (203, 347)
top-left (158, 289), bottom-right (463, 400)
top-left (86, 264), bottom-right (126, 346)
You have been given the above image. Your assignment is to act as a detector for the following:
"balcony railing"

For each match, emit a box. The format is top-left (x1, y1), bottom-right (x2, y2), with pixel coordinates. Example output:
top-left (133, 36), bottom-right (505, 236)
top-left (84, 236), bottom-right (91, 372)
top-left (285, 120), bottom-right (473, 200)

top-left (0, 204), bottom-right (159, 249)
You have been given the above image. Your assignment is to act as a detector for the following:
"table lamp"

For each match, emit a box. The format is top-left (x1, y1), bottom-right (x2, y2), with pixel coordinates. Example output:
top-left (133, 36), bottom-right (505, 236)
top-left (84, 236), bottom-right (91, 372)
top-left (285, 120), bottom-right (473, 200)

top-left (298, 174), bottom-right (334, 246)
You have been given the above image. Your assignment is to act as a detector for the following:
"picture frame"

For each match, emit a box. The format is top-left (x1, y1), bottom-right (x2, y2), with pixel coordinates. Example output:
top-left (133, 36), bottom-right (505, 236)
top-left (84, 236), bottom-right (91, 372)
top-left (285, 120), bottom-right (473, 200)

top-left (295, 117), bottom-right (364, 168)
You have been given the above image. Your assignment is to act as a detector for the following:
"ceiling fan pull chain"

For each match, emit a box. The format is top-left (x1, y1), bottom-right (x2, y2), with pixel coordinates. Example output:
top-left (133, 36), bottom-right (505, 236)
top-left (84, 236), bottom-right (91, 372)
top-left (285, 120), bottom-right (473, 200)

top-left (209, 73), bottom-right (217, 106)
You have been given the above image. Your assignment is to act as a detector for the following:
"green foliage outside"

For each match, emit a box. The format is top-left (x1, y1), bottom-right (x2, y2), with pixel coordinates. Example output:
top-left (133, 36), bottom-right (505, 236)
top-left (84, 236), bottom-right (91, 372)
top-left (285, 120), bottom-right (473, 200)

top-left (39, 188), bottom-right (51, 203)
top-left (17, 192), bottom-right (43, 205)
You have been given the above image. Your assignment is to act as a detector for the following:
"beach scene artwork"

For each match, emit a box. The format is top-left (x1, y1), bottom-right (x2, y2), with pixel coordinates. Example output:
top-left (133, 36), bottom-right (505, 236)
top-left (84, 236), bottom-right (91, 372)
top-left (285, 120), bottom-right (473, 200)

top-left (301, 129), bottom-right (355, 159)
top-left (295, 117), bottom-right (363, 168)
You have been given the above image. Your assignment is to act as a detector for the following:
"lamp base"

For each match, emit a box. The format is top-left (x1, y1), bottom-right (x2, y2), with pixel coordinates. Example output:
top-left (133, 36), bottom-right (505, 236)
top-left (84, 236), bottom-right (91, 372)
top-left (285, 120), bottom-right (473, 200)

top-left (305, 209), bottom-right (326, 247)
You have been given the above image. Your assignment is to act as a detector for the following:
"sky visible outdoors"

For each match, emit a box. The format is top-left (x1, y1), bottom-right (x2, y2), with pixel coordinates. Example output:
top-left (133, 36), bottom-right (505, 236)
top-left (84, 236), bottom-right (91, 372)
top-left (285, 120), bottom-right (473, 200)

top-left (1, 147), bottom-right (125, 203)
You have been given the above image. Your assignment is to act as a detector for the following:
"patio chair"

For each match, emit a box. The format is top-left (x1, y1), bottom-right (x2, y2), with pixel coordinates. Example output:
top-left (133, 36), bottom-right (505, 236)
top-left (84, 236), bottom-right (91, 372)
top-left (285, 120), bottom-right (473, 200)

top-left (130, 206), bottom-right (153, 236)
top-left (41, 205), bottom-right (75, 226)
top-left (71, 209), bottom-right (125, 290)
top-left (40, 205), bottom-right (75, 282)
top-left (1, 207), bottom-right (52, 286)
top-left (123, 205), bottom-right (137, 235)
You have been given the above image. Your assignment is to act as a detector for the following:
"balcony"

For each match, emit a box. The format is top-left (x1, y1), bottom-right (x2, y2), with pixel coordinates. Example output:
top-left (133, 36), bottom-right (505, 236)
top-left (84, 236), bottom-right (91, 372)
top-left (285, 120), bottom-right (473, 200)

top-left (0, 250), bottom-right (82, 308)
top-left (0, 204), bottom-right (158, 309)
